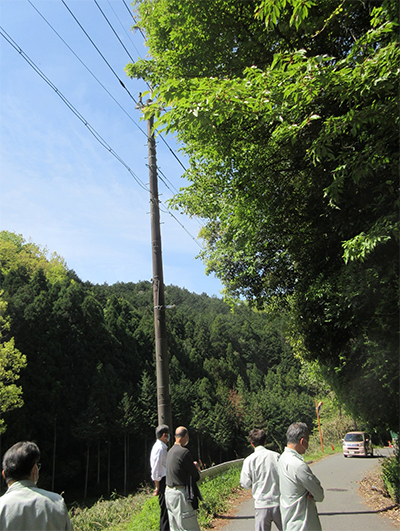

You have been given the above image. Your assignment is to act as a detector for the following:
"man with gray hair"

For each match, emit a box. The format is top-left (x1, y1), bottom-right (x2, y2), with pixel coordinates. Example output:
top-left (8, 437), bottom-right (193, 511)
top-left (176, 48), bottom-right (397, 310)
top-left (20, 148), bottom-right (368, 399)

top-left (0, 441), bottom-right (73, 530)
top-left (278, 423), bottom-right (324, 531)
top-left (150, 424), bottom-right (170, 531)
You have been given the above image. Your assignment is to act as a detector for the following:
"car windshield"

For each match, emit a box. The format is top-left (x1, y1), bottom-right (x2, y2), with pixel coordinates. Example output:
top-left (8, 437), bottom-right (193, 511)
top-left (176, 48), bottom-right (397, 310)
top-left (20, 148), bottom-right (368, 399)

top-left (345, 433), bottom-right (364, 442)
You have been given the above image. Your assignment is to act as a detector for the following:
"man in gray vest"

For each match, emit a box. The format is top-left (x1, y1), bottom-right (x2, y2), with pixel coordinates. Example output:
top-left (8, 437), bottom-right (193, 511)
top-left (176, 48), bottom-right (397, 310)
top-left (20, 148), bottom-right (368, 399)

top-left (241, 428), bottom-right (282, 531)
top-left (0, 441), bottom-right (73, 530)
top-left (278, 423), bottom-right (324, 531)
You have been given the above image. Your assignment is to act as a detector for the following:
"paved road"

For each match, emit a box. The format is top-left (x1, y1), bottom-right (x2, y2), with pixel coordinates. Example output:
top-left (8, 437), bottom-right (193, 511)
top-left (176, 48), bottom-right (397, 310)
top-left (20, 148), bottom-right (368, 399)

top-left (218, 447), bottom-right (397, 531)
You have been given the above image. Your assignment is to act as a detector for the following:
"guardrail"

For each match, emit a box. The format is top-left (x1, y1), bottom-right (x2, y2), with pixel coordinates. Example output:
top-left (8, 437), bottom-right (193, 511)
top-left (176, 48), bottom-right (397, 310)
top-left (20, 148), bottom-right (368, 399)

top-left (199, 458), bottom-right (244, 484)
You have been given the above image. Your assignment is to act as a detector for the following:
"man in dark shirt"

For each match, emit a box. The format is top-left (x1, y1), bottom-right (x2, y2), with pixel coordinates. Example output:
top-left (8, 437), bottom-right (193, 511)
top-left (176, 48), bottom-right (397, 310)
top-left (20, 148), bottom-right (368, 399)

top-left (165, 426), bottom-right (201, 531)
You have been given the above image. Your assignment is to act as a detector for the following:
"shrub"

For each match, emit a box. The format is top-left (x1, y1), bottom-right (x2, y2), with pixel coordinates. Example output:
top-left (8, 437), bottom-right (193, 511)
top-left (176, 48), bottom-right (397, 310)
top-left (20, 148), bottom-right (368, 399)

top-left (197, 466), bottom-right (242, 528)
top-left (70, 467), bottom-right (243, 531)
top-left (70, 489), bottom-right (151, 531)
top-left (381, 442), bottom-right (400, 503)
top-left (128, 497), bottom-right (159, 531)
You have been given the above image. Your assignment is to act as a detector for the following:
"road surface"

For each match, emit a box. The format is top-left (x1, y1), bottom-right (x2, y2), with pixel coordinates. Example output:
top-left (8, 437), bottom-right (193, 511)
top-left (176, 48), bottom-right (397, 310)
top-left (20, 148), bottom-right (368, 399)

top-left (218, 447), bottom-right (397, 531)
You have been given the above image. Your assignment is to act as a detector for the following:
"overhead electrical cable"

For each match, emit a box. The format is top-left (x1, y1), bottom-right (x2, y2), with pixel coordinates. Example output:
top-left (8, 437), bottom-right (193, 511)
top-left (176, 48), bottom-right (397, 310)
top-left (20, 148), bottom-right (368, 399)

top-left (28, 0), bottom-right (188, 203)
top-left (160, 206), bottom-right (202, 248)
top-left (121, 0), bottom-right (147, 41)
top-left (0, 25), bottom-right (147, 192)
top-left (119, 0), bottom-right (189, 173)
top-left (60, 0), bottom-right (139, 107)
top-left (26, 0), bottom-right (147, 139)
top-left (158, 135), bottom-right (188, 172)
top-left (60, 0), bottom-right (186, 178)
top-left (0, 25), bottom-right (202, 247)
top-left (94, 0), bottom-right (136, 64)
top-left (119, 0), bottom-right (188, 172)
top-left (106, 0), bottom-right (143, 58)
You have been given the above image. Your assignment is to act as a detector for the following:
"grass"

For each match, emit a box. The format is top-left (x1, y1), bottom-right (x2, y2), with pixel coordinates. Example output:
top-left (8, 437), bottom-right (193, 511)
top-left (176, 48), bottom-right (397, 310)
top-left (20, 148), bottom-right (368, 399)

top-left (70, 488), bottom-right (152, 531)
top-left (70, 466), bottom-right (242, 531)
top-left (128, 466), bottom-right (242, 531)
top-left (306, 442), bottom-right (342, 462)
top-left (198, 466), bottom-right (242, 529)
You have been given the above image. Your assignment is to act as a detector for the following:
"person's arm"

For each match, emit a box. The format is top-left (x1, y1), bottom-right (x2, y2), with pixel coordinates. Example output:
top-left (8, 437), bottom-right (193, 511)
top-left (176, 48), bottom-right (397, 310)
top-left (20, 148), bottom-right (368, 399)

top-left (297, 464), bottom-right (324, 502)
top-left (150, 446), bottom-right (163, 494)
top-left (183, 450), bottom-right (200, 482)
top-left (62, 500), bottom-right (74, 531)
top-left (240, 458), bottom-right (252, 490)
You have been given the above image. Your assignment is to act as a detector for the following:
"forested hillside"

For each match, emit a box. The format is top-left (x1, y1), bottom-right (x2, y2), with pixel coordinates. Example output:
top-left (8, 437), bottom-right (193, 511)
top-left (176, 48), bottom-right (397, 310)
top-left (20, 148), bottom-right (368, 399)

top-left (0, 231), bottom-right (316, 500)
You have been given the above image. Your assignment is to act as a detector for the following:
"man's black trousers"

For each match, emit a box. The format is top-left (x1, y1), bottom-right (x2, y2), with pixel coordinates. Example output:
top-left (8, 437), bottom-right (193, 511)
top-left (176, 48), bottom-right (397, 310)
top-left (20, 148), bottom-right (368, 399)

top-left (159, 476), bottom-right (170, 531)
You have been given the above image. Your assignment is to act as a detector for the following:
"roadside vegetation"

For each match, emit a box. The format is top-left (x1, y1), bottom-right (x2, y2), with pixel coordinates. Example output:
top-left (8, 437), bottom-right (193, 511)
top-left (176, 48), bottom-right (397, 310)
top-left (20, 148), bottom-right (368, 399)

top-left (381, 442), bottom-right (400, 504)
top-left (69, 402), bottom-right (351, 531)
top-left (70, 466), bottom-right (242, 531)
top-left (68, 437), bottom-right (348, 531)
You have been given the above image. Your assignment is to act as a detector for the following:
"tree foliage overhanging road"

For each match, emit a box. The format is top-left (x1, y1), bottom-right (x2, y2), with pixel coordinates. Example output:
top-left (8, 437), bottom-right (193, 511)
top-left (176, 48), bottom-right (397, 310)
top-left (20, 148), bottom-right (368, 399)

top-left (126, 0), bottom-right (399, 430)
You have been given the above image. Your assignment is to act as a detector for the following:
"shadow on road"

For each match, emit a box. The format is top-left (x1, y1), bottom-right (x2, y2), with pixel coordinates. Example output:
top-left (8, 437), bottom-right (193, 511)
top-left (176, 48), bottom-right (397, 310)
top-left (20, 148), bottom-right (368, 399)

top-left (320, 505), bottom-right (398, 517)
top-left (214, 515), bottom-right (253, 521)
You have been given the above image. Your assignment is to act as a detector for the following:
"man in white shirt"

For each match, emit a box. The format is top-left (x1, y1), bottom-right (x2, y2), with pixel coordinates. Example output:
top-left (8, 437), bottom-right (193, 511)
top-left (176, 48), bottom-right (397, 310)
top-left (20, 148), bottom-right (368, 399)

top-left (278, 423), bottom-right (324, 531)
top-left (0, 441), bottom-right (73, 531)
top-left (240, 429), bottom-right (282, 531)
top-left (150, 424), bottom-right (170, 531)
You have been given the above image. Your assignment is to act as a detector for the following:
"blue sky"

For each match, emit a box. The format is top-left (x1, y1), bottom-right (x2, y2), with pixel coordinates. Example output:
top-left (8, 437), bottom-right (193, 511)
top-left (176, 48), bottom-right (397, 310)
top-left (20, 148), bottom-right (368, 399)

top-left (0, 0), bottom-right (223, 297)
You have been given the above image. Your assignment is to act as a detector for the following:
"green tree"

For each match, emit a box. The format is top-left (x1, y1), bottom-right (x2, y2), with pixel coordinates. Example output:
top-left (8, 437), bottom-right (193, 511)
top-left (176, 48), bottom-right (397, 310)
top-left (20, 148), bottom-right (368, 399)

top-left (0, 292), bottom-right (26, 433)
top-left (127, 0), bottom-right (399, 431)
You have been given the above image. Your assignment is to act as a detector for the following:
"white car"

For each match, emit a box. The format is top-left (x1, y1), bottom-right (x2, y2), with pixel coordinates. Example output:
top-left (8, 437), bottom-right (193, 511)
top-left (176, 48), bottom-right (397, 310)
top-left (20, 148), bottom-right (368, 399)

top-left (342, 431), bottom-right (373, 457)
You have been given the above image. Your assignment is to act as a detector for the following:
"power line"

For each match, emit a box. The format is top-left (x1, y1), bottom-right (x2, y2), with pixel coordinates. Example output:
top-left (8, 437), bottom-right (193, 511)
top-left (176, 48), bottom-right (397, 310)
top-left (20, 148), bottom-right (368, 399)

top-left (94, 0), bottom-right (136, 64)
top-left (106, 0), bottom-right (143, 58)
top-left (27, 0), bottom-right (188, 202)
top-left (118, 0), bottom-right (188, 173)
top-left (0, 25), bottom-right (202, 247)
top-left (160, 206), bottom-right (202, 248)
top-left (0, 25), bottom-right (148, 193)
top-left (26, 0), bottom-right (147, 139)
top-left (158, 134), bottom-right (188, 172)
top-left (121, 0), bottom-right (146, 41)
top-left (60, 0), bottom-right (138, 107)
top-left (61, 0), bottom-right (186, 175)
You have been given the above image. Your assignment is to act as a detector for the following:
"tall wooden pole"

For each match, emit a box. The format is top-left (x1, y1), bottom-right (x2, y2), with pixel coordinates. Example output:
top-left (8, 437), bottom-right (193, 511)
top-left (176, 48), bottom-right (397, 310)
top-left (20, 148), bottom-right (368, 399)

top-left (147, 112), bottom-right (173, 431)
top-left (315, 399), bottom-right (324, 453)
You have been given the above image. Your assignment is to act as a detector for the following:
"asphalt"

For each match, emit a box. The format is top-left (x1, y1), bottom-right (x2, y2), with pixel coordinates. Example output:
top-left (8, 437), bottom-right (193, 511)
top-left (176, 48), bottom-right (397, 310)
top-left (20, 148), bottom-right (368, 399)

top-left (218, 447), bottom-right (397, 531)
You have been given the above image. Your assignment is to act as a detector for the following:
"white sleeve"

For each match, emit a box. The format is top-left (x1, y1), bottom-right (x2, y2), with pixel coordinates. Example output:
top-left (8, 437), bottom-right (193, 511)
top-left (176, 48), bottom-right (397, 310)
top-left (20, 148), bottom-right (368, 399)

top-left (297, 463), bottom-right (324, 502)
top-left (150, 445), bottom-right (163, 481)
top-left (240, 458), bottom-right (252, 490)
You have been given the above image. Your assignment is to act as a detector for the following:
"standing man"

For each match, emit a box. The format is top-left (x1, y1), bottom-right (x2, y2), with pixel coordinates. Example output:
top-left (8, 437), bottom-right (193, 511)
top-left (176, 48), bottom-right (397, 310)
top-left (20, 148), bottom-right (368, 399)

top-left (240, 429), bottom-right (282, 531)
top-left (0, 441), bottom-right (74, 530)
top-left (278, 423), bottom-right (324, 531)
top-left (150, 424), bottom-right (170, 531)
top-left (165, 426), bottom-right (201, 531)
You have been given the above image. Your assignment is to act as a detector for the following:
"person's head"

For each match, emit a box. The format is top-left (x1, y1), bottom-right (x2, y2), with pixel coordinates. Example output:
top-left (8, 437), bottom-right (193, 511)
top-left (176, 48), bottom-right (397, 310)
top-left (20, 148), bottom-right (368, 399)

top-left (248, 429), bottom-right (267, 448)
top-left (286, 423), bottom-right (309, 454)
top-left (2, 441), bottom-right (41, 485)
top-left (155, 424), bottom-right (170, 444)
top-left (175, 426), bottom-right (189, 446)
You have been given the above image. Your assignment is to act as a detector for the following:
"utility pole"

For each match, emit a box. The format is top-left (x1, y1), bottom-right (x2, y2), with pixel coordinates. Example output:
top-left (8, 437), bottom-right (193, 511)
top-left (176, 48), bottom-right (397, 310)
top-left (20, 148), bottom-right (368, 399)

top-left (315, 399), bottom-right (324, 453)
top-left (141, 99), bottom-right (173, 432)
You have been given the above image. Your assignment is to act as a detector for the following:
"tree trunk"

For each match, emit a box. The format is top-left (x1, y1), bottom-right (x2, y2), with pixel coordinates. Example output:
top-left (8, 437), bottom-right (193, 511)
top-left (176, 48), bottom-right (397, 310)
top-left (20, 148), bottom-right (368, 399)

top-left (97, 442), bottom-right (101, 485)
top-left (52, 416), bottom-right (57, 491)
top-left (124, 434), bottom-right (127, 496)
top-left (107, 441), bottom-right (111, 495)
top-left (197, 432), bottom-right (202, 467)
top-left (84, 443), bottom-right (90, 503)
